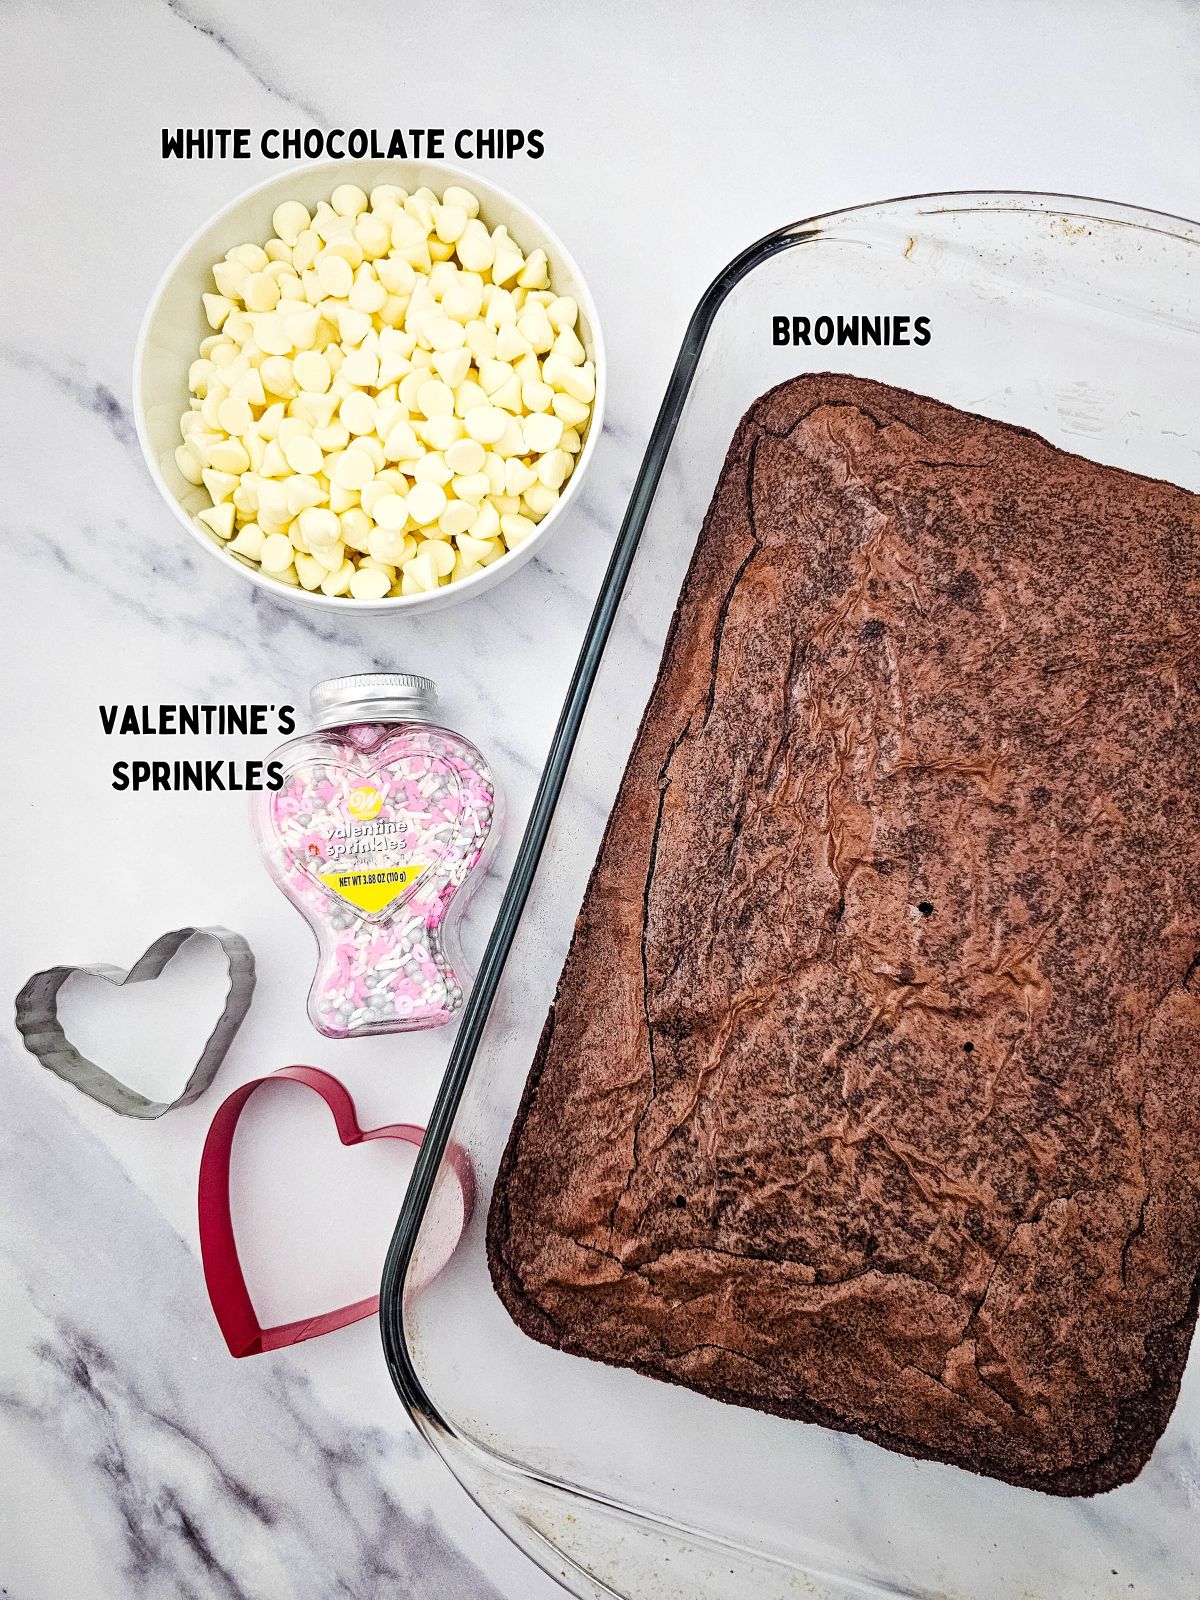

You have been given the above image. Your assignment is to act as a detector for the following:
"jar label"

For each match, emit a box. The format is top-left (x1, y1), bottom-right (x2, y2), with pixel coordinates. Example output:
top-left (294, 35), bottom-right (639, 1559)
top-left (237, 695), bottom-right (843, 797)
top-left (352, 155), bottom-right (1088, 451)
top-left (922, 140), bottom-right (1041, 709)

top-left (257, 721), bottom-right (498, 1036)
top-left (272, 750), bottom-right (471, 923)
top-left (317, 862), bottom-right (428, 914)
top-left (346, 784), bottom-right (385, 821)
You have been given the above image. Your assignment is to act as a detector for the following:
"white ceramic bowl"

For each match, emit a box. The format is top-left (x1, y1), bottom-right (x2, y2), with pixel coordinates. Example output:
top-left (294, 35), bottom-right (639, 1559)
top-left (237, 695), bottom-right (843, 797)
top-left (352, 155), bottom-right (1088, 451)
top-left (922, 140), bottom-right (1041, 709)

top-left (134, 160), bottom-right (605, 612)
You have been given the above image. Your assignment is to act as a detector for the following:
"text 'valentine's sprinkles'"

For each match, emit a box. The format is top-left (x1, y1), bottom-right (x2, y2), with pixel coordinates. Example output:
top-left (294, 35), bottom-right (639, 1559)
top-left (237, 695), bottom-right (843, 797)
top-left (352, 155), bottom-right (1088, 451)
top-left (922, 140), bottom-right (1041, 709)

top-left (100, 702), bottom-right (296, 791)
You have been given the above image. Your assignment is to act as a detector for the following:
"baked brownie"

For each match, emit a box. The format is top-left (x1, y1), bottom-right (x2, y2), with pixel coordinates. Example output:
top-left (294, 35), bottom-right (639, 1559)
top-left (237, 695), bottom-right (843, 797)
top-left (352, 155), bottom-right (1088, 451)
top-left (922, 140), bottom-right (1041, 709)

top-left (487, 374), bottom-right (1200, 1496)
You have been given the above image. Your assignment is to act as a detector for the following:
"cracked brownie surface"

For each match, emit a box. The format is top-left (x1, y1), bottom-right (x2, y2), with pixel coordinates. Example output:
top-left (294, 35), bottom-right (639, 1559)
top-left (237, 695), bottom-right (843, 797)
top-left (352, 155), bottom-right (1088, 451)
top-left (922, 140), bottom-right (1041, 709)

top-left (486, 374), bottom-right (1200, 1495)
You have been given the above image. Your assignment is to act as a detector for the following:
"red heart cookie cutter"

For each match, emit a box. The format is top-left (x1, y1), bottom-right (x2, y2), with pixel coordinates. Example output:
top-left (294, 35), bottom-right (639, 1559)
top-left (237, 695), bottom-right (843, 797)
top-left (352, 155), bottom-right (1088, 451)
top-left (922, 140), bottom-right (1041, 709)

top-left (199, 1065), bottom-right (472, 1357)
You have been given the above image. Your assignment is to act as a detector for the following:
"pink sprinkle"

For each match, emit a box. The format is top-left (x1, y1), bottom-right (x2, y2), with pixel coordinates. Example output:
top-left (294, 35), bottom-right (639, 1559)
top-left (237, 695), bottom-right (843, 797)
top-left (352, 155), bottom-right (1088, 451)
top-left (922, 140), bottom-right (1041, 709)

top-left (254, 717), bottom-right (497, 1038)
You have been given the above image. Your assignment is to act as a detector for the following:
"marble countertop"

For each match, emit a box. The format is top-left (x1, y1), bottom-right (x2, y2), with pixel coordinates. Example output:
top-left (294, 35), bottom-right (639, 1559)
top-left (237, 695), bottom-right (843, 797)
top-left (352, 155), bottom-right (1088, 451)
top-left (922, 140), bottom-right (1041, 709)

top-left (3, 2), bottom-right (1200, 1596)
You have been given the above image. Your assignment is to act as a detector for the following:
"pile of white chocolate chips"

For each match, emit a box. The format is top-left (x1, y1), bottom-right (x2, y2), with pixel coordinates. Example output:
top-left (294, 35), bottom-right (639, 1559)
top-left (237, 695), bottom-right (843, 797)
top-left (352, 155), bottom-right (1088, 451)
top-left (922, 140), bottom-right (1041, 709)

top-left (176, 182), bottom-right (595, 598)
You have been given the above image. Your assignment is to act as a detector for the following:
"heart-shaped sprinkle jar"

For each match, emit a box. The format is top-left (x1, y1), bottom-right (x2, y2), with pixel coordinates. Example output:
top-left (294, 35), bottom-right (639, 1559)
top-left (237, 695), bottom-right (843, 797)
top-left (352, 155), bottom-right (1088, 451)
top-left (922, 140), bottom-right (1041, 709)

top-left (252, 675), bottom-right (499, 1037)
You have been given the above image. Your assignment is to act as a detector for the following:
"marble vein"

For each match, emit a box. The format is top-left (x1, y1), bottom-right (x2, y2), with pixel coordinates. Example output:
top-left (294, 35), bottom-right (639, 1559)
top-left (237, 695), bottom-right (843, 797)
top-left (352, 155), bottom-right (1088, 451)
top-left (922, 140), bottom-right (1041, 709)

top-left (0, 343), bottom-right (138, 451)
top-left (5, 3), bottom-right (1199, 1595)
top-left (0, 1041), bottom-right (505, 1600)
top-left (157, 0), bottom-right (328, 125)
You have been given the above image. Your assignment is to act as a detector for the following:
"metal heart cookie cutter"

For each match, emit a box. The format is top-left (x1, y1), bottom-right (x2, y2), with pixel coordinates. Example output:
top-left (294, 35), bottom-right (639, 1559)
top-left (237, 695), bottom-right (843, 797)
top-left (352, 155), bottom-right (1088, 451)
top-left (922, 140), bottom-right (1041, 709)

top-left (15, 926), bottom-right (256, 1119)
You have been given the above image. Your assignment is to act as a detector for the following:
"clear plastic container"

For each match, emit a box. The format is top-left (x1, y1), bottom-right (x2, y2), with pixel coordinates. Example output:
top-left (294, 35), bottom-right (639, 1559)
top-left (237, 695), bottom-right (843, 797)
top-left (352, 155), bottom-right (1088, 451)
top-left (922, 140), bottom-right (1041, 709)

top-left (253, 673), bottom-right (498, 1037)
top-left (381, 195), bottom-right (1200, 1598)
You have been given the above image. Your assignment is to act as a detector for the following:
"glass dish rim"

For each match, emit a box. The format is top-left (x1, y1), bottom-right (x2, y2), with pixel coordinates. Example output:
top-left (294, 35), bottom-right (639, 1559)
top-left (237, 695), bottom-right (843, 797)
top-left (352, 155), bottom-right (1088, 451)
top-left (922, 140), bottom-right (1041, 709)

top-left (379, 187), bottom-right (1200, 1469)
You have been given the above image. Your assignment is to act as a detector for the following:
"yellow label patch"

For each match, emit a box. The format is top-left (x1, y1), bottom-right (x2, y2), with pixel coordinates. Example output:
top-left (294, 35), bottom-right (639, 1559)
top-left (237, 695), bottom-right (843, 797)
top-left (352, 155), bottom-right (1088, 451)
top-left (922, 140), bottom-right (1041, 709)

top-left (346, 785), bottom-right (384, 821)
top-left (318, 863), bottom-right (426, 913)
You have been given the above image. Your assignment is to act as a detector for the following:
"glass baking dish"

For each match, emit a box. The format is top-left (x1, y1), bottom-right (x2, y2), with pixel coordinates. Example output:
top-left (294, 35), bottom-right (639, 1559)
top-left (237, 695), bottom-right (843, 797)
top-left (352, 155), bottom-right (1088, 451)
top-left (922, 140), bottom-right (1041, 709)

top-left (382, 193), bottom-right (1200, 1600)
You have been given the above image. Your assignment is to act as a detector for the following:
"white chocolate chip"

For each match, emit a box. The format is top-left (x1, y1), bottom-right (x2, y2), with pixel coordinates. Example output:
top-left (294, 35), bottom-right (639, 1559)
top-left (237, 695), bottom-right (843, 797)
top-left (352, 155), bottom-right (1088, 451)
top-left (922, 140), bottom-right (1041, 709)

top-left (229, 243), bottom-right (269, 271)
top-left (272, 201), bottom-right (311, 247)
top-left (536, 448), bottom-right (572, 489)
top-left (523, 482), bottom-right (560, 516)
top-left (432, 347), bottom-right (472, 387)
top-left (456, 219), bottom-right (495, 273)
top-left (423, 415), bottom-right (466, 451)
top-left (260, 531), bottom-right (295, 572)
top-left (213, 259), bottom-right (251, 300)
top-left (254, 315), bottom-right (293, 356)
top-left (504, 458), bottom-right (538, 497)
top-left (202, 293), bottom-right (234, 330)
top-left (493, 415), bottom-right (527, 457)
top-left (496, 324), bottom-right (532, 362)
top-left (400, 548), bottom-right (439, 594)
top-left (315, 253), bottom-right (352, 298)
top-left (355, 214), bottom-right (391, 258)
top-left (517, 249), bottom-right (549, 289)
top-left (432, 204), bottom-right (468, 243)
top-left (207, 438), bottom-right (251, 475)
top-left (517, 310), bottom-right (554, 353)
top-left (425, 316), bottom-right (467, 352)
top-left (445, 437), bottom-right (486, 475)
top-left (340, 346), bottom-right (379, 387)
top-left (320, 560), bottom-right (354, 596)
top-left (424, 539), bottom-right (456, 578)
top-left (338, 391), bottom-right (377, 436)
top-left (197, 502), bottom-right (236, 540)
top-left (523, 412), bottom-right (564, 453)
top-left (413, 451), bottom-right (452, 486)
top-left (464, 405), bottom-right (508, 445)
top-left (560, 360), bottom-right (596, 403)
top-left (417, 379), bottom-right (455, 418)
top-left (298, 506), bottom-right (340, 546)
top-left (285, 475), bottom-right (326, 516)
top-left (486, 288), bottom-right (518, 328)
top-left (282, 434), bottom-right (323, 475)
top-left (349, 271), bottom-right (387, 315)
top-left (452, 471), bottom-right (488, 503)
top-left (407, 482), bottom-right (448, 525)
top-left (243, 272), bottom-right (280, 312)
top-left (175, 443), bottom-right (204, 485)
top-left (453, 379), bottom-right (489, 417)
top-left (491, 239), bottom-right (525, 289)
top-left (373, 492), bottom-right (410, 531)
top-left (230, 368), bottom-right (267, 407)
top-left (332, 447), bottom-right (375, 490)
top-left (228, 521), bottom-right (266, 559)
top-left (312, 538), bottom-right (348, 572)
top-left (501, 512), bottom-right (537, 547)
top-left (368, 525), bottom-right (410, 564)
top-left (295, 551), bottom-right (326, 589)
top-left (349, 565), bottom-right (391, 600)
top-left (313, 421), bottom-right (349, 452)
top-left (260, 356), bottom-right (295, 396)
top-left (202, 467), bottom-right (238, 503)
top-left (331, 183), bottom-right (369, 218)
top-left (356, 434), bottom-right (385, 471)
top-left (292, 350), bottom-right (332, 392)
top-left (439, 499), bottom-right (476, 539)
top-left (383, 420), bottom-right (421, 462)
top-left (470, 499), bottom-right (501, 541)
top-left (336, 305), bottom-right (373, 346)
top-left (442, 185), bottom-right (480, 218)
top-left (464, 320), bottom-right (497, 361)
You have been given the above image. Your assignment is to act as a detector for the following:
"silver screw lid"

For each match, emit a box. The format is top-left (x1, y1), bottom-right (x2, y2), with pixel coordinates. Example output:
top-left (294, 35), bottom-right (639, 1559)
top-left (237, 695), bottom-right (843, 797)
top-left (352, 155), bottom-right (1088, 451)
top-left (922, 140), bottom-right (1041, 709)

top-left (309, 673), bottom-right (439, 729)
